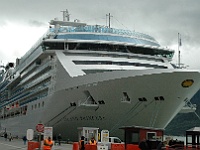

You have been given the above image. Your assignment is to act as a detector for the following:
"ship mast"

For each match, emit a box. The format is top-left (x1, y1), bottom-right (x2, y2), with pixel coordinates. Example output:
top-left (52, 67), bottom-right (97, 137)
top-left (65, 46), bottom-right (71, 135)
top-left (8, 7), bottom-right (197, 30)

top-left (106, 13), bottom-right (113, 28)
top-left (61, 9), bottom-right (70, 21)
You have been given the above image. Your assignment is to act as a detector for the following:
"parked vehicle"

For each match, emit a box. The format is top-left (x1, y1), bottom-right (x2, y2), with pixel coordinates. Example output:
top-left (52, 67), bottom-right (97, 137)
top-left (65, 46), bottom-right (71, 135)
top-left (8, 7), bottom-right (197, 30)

top-left (98, 137), bottom-right (124, 149)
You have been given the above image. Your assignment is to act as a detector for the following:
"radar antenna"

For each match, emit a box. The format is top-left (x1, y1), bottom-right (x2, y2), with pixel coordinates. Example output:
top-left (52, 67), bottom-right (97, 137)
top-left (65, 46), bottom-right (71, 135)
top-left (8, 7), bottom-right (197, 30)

top-left (61, 9), bottom-right (70, 21)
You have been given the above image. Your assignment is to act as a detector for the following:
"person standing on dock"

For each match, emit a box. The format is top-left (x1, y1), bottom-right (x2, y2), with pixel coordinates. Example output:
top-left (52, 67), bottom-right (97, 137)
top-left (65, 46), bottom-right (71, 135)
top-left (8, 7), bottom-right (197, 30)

top-left (89, 137), bottom-right (97, 145)
top-left (57, 134), bottom-right (62, 145)
top-left (4, 132), bottom-right (7, 141)
top-left (79, 136), bottom-right (85, 150)
top-left (23, 136), bottom-right (27, 145)
top-left (43, 136), bottom-right (53, 150)
top-left (8, 133), bottom-right (12, 142)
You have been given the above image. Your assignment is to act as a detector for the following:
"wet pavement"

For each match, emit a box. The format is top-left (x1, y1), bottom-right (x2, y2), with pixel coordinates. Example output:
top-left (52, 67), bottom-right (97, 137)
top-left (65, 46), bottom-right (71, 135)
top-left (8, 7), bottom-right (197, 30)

top-left (0, 137), bottom-right (73, 150)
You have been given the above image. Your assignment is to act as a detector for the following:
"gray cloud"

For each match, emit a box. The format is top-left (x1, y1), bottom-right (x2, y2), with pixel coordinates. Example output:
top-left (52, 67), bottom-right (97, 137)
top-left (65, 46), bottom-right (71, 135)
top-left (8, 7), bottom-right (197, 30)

top-left (0, 0), bottom-right (200, 68)
top-left (27, 20), bottom-right (48, 27)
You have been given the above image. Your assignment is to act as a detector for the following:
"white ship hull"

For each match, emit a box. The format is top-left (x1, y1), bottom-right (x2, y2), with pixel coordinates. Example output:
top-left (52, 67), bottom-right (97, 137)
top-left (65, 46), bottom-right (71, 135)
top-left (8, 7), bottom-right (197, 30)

top-left (1, 68), bottom-right (200, 141)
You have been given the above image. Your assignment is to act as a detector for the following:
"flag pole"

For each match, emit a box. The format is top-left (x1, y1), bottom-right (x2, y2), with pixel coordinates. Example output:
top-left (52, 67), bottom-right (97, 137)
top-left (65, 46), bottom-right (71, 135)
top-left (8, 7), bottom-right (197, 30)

top-left (178, 33), bottom-right (181, 68)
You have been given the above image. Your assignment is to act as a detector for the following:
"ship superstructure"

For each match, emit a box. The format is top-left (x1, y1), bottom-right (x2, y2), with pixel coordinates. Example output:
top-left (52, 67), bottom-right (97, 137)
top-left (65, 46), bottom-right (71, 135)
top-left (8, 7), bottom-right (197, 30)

top-left (0, 10), bottom-right (200, 140)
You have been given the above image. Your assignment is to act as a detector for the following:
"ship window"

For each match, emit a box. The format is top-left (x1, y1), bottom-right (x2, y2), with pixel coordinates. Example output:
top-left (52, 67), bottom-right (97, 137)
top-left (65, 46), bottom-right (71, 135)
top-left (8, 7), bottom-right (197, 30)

top-left (56, 33), bottom-right (159, 47)
top-left (68, 42), bottom-right (128, 53)
top-left (36, 59), bottom-right (41, 65)
top-left (160, 96), bottom-right (164, 100)
top-left (68, 43), bottom-right (77, 50)
top-left (38, 103), bottom-right (40, 108)
top-left (35, 104), bottom-right (37, 109)
top-left (83, 69), bottom-right (113, 74)
top-left (74, 60), bottom-right (167, 69)
top-left (66, 42), bottom-right (173, 59)
top-left (64, 51), bottom-right (164, 63)
top-left (42, 101), bottom-right (44, 107)
top-left (128, 46), bottom-right (174, 59)
top-left (43, 42), bottom-right (64, 50)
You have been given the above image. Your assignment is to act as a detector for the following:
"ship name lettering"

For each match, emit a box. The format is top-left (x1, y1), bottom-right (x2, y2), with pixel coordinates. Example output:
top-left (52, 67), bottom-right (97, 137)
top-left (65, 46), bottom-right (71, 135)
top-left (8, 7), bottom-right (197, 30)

top-left (64, 116), bottom-right (105, 121)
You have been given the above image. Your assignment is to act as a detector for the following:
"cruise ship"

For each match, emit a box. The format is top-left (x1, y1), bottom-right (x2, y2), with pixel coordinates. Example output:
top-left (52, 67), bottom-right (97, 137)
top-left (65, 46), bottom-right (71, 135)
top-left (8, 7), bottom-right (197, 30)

top-left (0, 10), bottom-right (200, 141)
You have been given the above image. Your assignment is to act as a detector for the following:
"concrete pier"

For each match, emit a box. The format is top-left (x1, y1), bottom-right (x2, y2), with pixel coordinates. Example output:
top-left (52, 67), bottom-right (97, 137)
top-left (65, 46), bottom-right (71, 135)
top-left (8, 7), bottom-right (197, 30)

top-left (0, 137), bottom-right (73, 150)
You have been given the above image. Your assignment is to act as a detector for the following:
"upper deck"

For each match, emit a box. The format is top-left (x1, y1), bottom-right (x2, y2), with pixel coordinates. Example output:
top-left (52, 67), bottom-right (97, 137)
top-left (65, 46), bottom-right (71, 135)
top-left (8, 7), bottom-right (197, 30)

top-left (16, 10), bottom-right (174, 72)
top-left (49, 20), bottom-right (160, 47)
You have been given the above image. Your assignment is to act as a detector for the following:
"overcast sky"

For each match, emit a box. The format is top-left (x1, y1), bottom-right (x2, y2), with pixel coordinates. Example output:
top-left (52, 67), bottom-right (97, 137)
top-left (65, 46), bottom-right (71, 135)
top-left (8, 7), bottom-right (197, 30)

top-left (0, 0), bottom-right (200, 69)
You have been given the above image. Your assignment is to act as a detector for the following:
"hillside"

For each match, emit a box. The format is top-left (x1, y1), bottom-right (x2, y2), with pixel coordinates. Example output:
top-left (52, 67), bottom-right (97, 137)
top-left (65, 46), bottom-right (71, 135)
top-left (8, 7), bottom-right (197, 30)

top-left (165, 89), bottom-right (200, 135)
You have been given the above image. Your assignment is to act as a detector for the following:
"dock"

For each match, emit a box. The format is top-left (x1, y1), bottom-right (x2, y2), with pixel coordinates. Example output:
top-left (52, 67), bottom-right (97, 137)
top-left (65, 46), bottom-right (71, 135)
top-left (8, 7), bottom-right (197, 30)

top-left (0, 137), bottom-right (72, 150)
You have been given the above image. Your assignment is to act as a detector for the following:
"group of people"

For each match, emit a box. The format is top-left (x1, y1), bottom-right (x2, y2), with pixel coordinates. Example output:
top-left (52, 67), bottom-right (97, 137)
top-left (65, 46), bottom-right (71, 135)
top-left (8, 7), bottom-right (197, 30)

top-left (24, 134), bottom-right (61, 150)
top-left (3, 131), bottom-right (59, 150)
top-left (4, 132), bottom-right (13, 141)
top-left (79, 136), bottom-right (97, 150)
top-left (3, 132), bottom-right (167, 150)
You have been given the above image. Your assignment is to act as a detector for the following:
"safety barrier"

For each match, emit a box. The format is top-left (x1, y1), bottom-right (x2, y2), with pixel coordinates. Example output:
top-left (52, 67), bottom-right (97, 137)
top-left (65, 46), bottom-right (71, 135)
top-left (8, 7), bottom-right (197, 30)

top-left (73, 142), bottom-right (79, 150)
top-left (98, 145), bottom-right (108, 150)
top-left (72, 143), bottom-right (200, 150)
top-left (111, 143), bottom-right (125, 150)
top-left (186, 146), bottom-right (200, 150)
top-left (165, 145), bottom-right (200, 150)
top-left (85, 144), bottom-right (97, 150)
top-left (27, 141), bottom-right (39, 150)
top-left (125, 144), bottom-right (140, 150)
